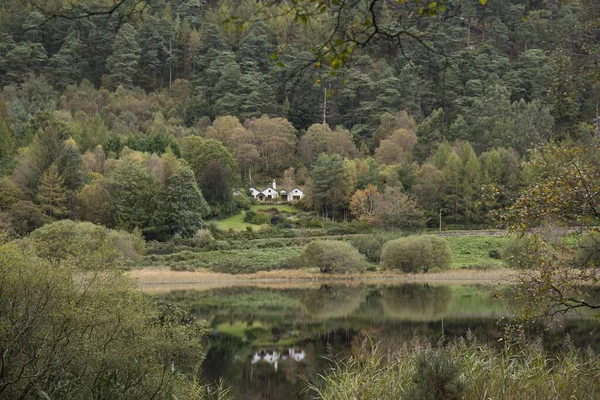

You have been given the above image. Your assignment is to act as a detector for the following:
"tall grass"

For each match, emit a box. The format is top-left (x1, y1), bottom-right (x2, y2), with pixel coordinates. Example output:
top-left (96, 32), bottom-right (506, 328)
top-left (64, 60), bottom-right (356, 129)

top-left (306, 335), bottom-right (600, 400)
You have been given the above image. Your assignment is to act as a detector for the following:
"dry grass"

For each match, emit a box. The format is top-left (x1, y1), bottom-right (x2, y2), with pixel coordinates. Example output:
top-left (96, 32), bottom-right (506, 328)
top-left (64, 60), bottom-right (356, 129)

top-left (129, 268), bottom-right (517, 293)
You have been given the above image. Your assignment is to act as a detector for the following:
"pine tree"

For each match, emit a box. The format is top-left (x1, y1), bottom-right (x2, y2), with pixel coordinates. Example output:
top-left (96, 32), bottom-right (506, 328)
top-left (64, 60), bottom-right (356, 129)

top-left (51, 32), bottom-right (84, 89)
top-left (103, 23), bottom-right (141, 90)
top-left (37, 165), bottom-right (68, 219)
top-left (177, 0), bottom-right (205, 29)
top-left (57, 139), bottom-right (86, 193)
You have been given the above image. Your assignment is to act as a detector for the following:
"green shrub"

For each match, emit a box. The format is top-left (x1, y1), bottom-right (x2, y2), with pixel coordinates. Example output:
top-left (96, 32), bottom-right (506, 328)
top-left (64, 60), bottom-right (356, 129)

top-left (503, 235), bottom-right (551, 269)
top-left (308, 218), bottom-right (324, 229)
top-left (381, 235), bottom-right (452, 273)
top-left (408, 352), bottom-right (464, 400)
top-left (250, 212), bottom-right (271, 225)
top-left (488, 249), bottom-right (502, 259)
top-left (30, 220), bottom-right (145, 265)
top-left (243, 210), bottom-right (256, 223)
top-left (352, 233), bottom-right (401, 263)
top-left (301, 240), bottom-right (366, 273)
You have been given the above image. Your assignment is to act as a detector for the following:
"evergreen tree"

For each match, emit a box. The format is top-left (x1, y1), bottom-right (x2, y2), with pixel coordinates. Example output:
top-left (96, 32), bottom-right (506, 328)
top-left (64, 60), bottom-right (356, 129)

top-left (309, 154), bottom-right (347, 219)
top-left (51, 32), bottom-right (84, 89)
top-left (414, 109), bottom-right (447, 162)
top-left (161, 165), bottom-right (210, 236)
top-left (57, 140), bottom-right (86, 193)
top-left (103, 23), bottom-right (141, 90)
top-left (177, 0), bottom-right (205, 29)
top-left (37, 165), bottom-right (68, 220)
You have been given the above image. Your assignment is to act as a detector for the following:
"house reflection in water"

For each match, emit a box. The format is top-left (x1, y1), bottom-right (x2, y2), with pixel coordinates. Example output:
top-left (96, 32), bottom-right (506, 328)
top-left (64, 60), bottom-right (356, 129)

top-left (250, 348), bottom-right (306, 372)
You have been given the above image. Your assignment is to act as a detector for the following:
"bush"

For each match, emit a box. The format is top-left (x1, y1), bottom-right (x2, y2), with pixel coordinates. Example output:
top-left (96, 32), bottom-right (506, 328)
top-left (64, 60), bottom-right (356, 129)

top-left (352, 233), bottom-right (401, 263)
top-left (308, 218), bottom-right (324, 229)
top-left (408, 352), bottom-right (464, 400)
top-left (250, 212), bottom-right (271, 225)
top-left (30, 220), bottom-right (145, 265)
top-left (503, 235), bottom-right (551, 269)
top-left (488, 249), bottom-right (502, 259)
top-left (301, 240), bottom-right (366, 273)
top-left (243, 210), bottom-right (256, 223)
top-left (381, 235), bottom-right (452, 273)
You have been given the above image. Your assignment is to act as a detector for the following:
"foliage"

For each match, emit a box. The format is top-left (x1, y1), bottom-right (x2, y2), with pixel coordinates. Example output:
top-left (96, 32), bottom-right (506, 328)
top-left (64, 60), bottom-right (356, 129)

top-left (30, 219), bottom-right (145, 265)
top-left (505, 143), bottom-right (600, 319)
top-left (111, 159), bottom-right (160, 232)
top-left (160, 165), bottom-right (210, 237)
top-left (0, 237), bottom-right (216, 399)
top-left (349, 185), bottom-right (381, 223)
top-left (503, 234), bottom-right (552, 270)
top-left (8, 200), bottom-right (49, 236)
top-left (36, 164), bottom-right (68, 219)
top-left (351, 232), bottom-right (399, 263)
top-left (373, 187), bottom-right (426, 230)
top-left (381, 235), bottom-right (452, 273)
top-left (301, 240), bottom-right (366, 273)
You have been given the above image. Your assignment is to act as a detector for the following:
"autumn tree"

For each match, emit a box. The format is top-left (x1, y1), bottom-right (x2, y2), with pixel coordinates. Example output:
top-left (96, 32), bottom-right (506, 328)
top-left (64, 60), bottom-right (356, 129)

top-left (37, 165), bottom-right (69, 219)
top-left (349, 185), bottom-right (382, 223)
top-left (506, 142), bottom-right (600, 319)
top-left (77, 179), bottom-right (116, 227)
top-left (245, 115), bottom-right (297, 175)
top-left (374, 187), bottom-right (426, 230)
top-left (375, 129), bottom-right (417, 165)
top-left (205, 116), bottom-right (258, 181)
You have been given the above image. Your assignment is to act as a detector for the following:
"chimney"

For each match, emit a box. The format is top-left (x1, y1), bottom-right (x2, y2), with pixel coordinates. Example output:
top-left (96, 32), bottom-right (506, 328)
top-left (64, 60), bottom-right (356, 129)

top-left (272, 179), bottom-right (276, 190)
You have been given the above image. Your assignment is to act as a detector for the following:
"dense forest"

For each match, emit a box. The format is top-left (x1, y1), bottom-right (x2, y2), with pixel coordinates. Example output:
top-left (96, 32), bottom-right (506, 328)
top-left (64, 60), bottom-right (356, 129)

top-left (0, 0), bottom-right (599, 239)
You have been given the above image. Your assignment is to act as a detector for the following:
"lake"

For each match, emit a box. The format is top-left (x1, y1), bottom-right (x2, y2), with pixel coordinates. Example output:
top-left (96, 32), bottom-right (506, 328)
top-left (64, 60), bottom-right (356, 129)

top-left (155, 283), bottom-right (600, 399)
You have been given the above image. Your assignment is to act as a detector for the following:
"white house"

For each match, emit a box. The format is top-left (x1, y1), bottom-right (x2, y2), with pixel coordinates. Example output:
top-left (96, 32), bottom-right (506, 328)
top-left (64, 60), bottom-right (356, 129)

top-left (246, 180), bottom-right (304, 202)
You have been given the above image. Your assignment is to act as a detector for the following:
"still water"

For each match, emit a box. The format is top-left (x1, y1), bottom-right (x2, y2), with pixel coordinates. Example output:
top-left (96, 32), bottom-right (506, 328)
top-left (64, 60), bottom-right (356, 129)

top-left (157, 283), bottom-right (600, 399)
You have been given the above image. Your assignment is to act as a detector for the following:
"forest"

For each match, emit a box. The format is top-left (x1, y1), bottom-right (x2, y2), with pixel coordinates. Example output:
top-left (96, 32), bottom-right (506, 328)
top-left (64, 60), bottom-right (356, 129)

top-left (1, 0), bottom-right (600, 399)
top-left (0, 0), bottom-right (598, 239)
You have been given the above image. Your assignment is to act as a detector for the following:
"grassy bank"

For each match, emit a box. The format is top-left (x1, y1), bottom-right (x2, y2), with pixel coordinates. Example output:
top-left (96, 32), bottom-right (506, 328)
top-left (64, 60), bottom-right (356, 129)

top-left (141, 229), bottom-right (510, 275)
top-left (445, 235), bottom-right (508, 269)
top-left (307, 338), bottom-right (600, 400)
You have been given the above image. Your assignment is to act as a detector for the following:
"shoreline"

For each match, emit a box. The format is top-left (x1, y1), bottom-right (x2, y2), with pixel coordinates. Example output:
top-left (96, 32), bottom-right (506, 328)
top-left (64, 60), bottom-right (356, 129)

top-left (130, 268), bottom-right (518, 292)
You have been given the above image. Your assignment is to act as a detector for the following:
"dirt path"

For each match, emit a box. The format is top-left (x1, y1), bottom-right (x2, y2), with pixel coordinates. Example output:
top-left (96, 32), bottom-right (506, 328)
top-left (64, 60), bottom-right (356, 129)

top-left (130, 268), bottom-right (518, 293)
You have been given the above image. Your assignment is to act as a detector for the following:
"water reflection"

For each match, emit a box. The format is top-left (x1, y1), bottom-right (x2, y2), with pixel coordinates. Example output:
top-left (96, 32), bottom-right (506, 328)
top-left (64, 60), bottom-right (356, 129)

top-left (157, 283), bottom-right (599, 400)
top-left (382, 284), bottom-right (452, 321)
top-left (300, 285), bottom-right (365, 319)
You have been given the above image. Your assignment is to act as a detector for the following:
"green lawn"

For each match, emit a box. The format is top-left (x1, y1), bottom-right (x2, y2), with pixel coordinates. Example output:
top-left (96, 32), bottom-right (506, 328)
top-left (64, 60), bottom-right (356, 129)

top-left (444, 235), bottom-right (509, 268)
top-left (209, 204), bottom-right (301, 231)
